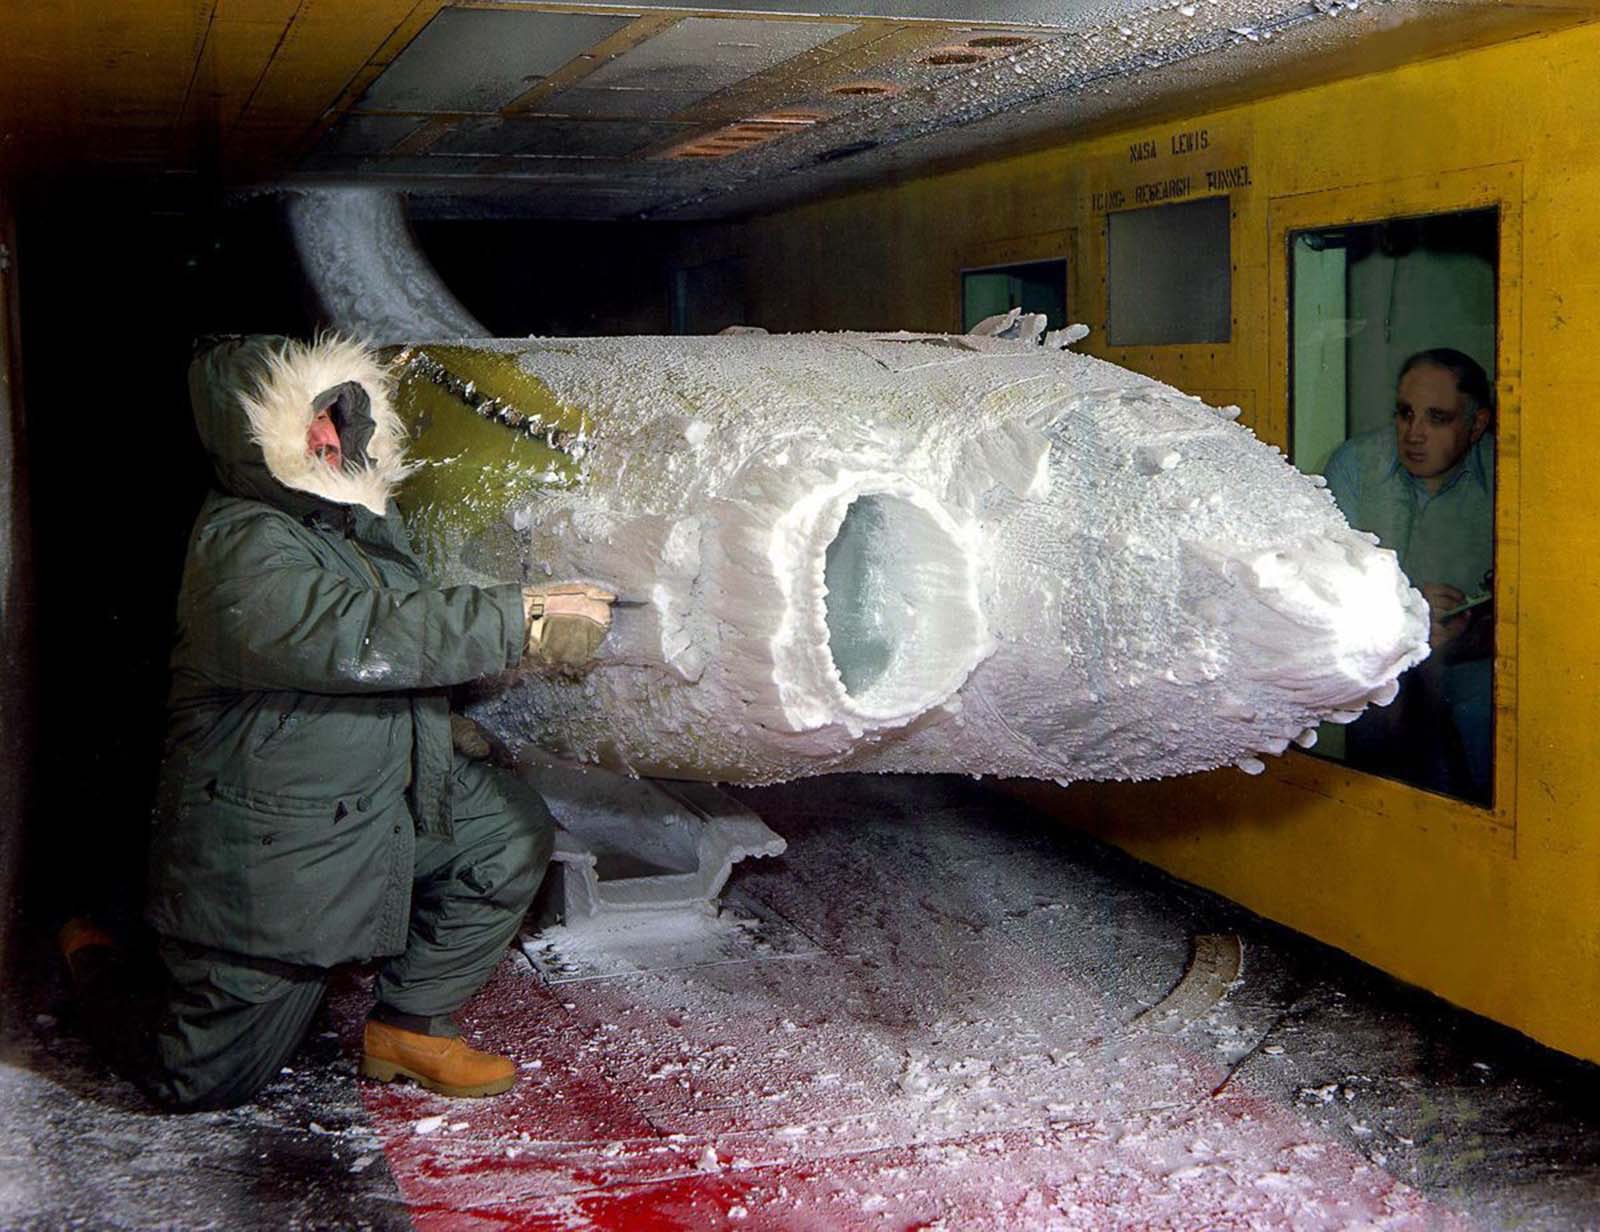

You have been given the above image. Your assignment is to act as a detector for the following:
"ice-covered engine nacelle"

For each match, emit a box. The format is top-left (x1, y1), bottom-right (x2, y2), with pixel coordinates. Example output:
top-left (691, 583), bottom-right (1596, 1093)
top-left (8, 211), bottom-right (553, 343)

top-left (383, 333), bottom-right (1428, 785)
top-left (287, 188), bottom-right (1427, 786)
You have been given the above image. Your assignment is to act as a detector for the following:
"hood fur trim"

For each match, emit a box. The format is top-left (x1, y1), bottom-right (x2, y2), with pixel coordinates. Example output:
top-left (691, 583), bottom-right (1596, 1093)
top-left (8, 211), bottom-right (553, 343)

top-left (240, 334), bottom-right (415, 515)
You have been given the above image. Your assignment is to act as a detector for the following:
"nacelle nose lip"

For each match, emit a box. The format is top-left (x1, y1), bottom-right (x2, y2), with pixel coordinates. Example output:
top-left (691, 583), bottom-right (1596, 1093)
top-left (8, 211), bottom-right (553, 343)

top-left (772, 475), bottom-right (992, 735)
top-left (1210, 530), bottom-right (1431, 713)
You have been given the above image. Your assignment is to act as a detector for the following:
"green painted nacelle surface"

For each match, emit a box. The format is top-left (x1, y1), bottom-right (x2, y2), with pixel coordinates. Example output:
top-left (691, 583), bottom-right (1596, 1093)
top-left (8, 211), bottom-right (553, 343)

top-left (385, 343), bottom-right (590, 577)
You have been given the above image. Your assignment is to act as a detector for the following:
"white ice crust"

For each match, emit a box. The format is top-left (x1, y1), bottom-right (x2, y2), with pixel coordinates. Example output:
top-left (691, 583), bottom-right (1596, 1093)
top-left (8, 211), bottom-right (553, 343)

top-left (439, 332), bottom-right (1429, 786)
top-left (294, 189), bottom-right (1430, 786)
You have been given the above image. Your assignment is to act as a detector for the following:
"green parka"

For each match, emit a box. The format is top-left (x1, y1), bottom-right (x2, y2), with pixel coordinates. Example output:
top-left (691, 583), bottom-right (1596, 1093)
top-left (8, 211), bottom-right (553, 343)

top-left (146, 335), bottom-right (527, 967)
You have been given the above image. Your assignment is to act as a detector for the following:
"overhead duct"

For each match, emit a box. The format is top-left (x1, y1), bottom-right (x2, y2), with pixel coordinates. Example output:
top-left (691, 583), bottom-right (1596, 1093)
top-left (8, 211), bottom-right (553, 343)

top-left (288, 188), bottom-right (485, 343)
top-left (294, 190), bottom-right (1429, 785)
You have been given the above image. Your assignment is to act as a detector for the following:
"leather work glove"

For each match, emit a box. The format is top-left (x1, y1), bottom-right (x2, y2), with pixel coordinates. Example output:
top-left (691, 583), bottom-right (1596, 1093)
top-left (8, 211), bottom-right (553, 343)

top-left (449, 713), bottom-right (493, 761)
top-left (521, 583), bottom-right (616, 672)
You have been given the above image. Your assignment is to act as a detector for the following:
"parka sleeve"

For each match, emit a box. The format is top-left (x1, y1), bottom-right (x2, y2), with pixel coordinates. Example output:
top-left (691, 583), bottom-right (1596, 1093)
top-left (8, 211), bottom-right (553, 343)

top-left (180, 509), bottom-right (527, 694)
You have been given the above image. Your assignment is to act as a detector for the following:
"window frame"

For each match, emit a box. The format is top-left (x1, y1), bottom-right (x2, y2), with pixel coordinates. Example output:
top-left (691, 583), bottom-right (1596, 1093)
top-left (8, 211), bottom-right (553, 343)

top-left (955, 228), bottom-right (1076, 335)
top-left (1265, 164), bottom-right (1523, 840)
top-left (959, 257), bottom-right (1071, 335)
top-left (1105, 193), bottom-right (1234, 347)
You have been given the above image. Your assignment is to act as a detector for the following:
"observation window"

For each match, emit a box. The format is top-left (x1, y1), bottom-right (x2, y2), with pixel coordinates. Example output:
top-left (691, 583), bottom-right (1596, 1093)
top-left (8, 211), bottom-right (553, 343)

top-left (1106, 195), bottom-right (1231, 345)
top-left (961, 259), bottom-right (1067, 333)
top-left (1288, 206), bottom-right (1499, 808)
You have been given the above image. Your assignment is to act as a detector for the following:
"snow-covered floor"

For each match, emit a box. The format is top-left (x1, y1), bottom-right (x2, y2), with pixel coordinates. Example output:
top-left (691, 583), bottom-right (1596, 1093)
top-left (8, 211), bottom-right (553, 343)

top-left (4, 774), bottom-right (1599, 1230)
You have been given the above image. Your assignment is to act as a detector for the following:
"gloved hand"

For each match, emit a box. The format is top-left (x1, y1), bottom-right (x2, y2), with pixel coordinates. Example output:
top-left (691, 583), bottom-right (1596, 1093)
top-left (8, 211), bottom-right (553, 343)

top-left (521, 583), bottom-right (616, 671)
top-left (449, 713), bottom-right (493, 761)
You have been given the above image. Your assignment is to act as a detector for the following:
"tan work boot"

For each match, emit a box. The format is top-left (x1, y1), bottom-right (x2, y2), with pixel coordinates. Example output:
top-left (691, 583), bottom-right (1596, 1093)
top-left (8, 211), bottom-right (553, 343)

top-left (57, 917), bottom-right (117, 986)
top-left (359, 1020), bottom-right (517, 1097)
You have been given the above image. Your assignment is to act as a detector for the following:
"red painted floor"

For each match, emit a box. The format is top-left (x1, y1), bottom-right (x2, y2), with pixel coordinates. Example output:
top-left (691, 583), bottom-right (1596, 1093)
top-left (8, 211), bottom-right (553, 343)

top-left (356, 966), bottom-right (1467, 1230)
top-left (341, 779), bottom-right (1477, 1231)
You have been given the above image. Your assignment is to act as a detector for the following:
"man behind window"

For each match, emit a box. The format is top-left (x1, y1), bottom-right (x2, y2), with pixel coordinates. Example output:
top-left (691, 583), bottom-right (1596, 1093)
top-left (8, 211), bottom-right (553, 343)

top-left (1323, 347), bottom-right (1494, 803)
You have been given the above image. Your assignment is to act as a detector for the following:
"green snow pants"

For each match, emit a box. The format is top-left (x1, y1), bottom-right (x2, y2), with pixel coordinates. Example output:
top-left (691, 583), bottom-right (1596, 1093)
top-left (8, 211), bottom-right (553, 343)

top-left (146, 759), bottom-right (554, 1111)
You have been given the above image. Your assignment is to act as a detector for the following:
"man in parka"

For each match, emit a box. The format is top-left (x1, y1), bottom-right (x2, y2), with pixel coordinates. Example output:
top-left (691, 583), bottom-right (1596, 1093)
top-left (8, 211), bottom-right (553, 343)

top-left (64, 333), bottom-right (613, 1110)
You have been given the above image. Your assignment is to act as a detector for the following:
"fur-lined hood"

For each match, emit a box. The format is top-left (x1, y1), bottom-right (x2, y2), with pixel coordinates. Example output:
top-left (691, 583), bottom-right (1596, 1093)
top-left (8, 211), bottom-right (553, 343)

top-left (189, 334), bottom-right (413, 516)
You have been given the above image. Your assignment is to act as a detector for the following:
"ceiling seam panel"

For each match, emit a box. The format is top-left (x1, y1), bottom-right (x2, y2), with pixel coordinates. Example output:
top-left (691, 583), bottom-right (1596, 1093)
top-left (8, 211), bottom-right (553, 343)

top-left (658, 20), bottom-right (901, 125)
top-left (172, 0), bottom-right (222, 160)
top-left (539, 14), bottom-right (860, 122)
top-left (633, 20), bottom-right (959, 159)
top-left (229, 0), bottom-right (314, 139)
top-left (476, 2), bottom-right (1080, 29)
top-left (214, 11), bottom-right (317, 137)
top-left (374, 12), bottom-right (691, 160)
top-left (279, 0), bottom-right (450, 171)
top-left (500, 13), bottom-right (687, 115)
top-left (321, 7), bottom-right (691, 168)
top-left (389, 116), bottom-right (461, 155)
top-left (351, 8), bottom-right (640, 114)
top-left (334, 0), bottom-right (453, 99)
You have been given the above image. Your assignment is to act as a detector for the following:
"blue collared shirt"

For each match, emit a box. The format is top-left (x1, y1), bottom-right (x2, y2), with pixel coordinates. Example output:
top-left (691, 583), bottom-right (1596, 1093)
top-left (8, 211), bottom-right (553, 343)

top-left (1322, 428), bottom-right (1495, 595)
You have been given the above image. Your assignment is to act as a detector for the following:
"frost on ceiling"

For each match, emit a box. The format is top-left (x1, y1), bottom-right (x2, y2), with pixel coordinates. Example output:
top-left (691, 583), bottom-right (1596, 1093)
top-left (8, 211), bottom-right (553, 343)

top-left (297, 0), bottom-right (1497, 220)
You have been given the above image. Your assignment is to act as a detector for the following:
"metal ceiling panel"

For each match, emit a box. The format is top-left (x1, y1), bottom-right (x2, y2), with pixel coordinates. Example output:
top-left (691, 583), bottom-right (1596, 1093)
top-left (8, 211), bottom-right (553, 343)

top-left (308, 114), bottom-right (426, 160)
top-left (500, 0), bottom-right (1094, 21)
top-left (359, 9), bottom-right (635, 114)
top-left (307, 155), bottom-right (502, 177)
top-left (546, 16), bottom-right (856, 118)
top-left (541, 86), bottom-right (726, 120)
top-left (432, 117), bottom-right (689, 158)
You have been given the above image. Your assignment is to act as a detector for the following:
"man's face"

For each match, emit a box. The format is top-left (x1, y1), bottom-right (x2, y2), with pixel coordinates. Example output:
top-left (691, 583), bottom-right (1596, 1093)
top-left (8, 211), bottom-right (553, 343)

top-left (1394, 362), bottom-right (1489, 486)
top-left (306, 407), bottom-right (342, 470)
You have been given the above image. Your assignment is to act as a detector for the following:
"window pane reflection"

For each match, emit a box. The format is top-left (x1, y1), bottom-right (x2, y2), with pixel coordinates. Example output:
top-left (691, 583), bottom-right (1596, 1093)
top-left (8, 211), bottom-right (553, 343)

top-left (1289, 209), bottom-right (1497, 807)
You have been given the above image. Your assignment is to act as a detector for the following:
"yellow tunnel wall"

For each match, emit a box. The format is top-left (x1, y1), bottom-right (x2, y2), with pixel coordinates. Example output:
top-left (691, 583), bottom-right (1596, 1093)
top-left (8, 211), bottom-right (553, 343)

top-left (699, 23), bottom-right (1600, 1061)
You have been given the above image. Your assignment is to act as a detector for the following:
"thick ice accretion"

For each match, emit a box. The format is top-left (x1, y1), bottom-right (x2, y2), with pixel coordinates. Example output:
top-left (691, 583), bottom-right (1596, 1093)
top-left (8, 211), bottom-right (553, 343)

top-left (400, 333), bottom-right (1429, 786)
